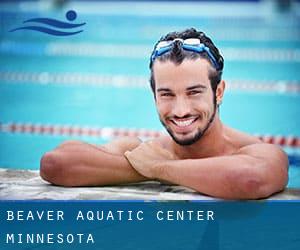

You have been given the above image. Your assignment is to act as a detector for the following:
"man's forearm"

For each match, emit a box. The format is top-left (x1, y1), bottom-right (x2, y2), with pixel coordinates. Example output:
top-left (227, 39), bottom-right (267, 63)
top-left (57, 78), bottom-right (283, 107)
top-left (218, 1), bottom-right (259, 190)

top-left (40, 143), bottom-right (148, 186)
top-left (154, 155), bottom-right (278, 199)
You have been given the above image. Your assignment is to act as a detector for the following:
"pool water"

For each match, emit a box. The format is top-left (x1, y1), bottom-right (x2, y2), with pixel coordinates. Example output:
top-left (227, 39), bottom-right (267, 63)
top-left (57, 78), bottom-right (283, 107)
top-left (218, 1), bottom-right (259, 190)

top-left (0, 1), bottom-right (299, 188)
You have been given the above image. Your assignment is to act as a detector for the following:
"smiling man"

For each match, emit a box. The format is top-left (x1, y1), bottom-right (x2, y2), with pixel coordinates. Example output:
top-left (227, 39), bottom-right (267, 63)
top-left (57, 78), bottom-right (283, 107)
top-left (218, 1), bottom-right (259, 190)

top-left (40, 28), bottom-right (288, 199)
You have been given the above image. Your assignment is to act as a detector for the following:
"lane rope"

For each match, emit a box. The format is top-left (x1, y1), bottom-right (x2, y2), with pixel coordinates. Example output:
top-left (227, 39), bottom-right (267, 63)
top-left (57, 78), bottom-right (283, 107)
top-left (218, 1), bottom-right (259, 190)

top-left (1, 41), bottom-right (300, 61)
top-left (1, 71), bottom-right (299, 94)
top-left (0, 122), bottom-right (299, 148)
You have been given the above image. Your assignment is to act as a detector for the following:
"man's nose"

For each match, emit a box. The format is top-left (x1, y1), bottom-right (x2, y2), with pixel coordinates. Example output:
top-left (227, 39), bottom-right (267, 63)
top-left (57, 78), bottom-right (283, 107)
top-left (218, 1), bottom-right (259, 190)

top-left (172, 97), bottom-right (191, 118)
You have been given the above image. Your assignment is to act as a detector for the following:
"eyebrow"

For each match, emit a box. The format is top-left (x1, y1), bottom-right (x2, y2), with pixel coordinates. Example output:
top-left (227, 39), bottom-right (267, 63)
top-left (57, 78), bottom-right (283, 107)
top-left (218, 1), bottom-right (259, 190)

top-left (157, 88), bottom-right (172, 92)
top-left (156, 84), bottom-right (207, 93)
top-left (186, 84), bottom-right (207, 91)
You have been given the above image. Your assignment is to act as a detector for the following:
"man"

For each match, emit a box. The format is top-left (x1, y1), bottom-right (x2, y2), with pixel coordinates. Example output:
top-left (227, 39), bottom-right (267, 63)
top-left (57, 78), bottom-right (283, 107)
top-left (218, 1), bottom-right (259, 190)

top-left (40, 28), bottom-right (288, 199)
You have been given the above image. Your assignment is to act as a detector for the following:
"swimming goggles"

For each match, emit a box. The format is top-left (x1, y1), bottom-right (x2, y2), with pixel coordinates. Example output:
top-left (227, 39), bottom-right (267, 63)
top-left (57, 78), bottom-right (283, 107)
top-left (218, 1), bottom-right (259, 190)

top-left (150, 38), bottom-right (221, 70)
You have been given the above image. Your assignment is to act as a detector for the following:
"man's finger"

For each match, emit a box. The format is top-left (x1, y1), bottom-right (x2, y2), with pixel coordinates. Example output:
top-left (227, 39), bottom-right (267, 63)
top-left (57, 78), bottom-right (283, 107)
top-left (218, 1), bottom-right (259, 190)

top-left (124, 151), bottom-right (131, 159)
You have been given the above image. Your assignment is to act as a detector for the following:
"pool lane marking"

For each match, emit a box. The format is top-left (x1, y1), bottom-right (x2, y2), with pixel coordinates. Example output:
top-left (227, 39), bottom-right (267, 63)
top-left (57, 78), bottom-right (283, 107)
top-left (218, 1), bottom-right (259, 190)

top-left (46, 43), bottom-right (300, 62)
top-left (0, 72), bottom-right (299, 94)
top-left (0, 122), bottom-right (299, 148)
top-left (1, 41), bottom-right (300, 61)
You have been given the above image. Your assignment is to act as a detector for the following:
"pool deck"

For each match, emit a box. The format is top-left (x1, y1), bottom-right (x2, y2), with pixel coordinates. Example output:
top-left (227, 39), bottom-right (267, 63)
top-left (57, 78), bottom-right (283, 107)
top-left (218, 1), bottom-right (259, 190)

top-left (1, 168), bottom-right (300, 200)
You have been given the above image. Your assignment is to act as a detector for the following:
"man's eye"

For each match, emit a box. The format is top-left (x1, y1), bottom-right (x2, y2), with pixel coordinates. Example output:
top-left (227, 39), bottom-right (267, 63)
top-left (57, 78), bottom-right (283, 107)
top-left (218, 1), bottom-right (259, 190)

top-left (161, 93), bottom-right (173, 97)
top-left (188, 91), bottom-right (201, 95)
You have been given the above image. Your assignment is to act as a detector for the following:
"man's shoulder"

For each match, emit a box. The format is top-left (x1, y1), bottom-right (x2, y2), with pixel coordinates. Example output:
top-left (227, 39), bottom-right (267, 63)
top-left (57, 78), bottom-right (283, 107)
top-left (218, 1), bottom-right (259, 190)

top-left (225, 126), bottom-right (262, 149)
top-left (152, 135), bottom-right (173, 149)
top-left (227, 127), bottom-right (287, 161)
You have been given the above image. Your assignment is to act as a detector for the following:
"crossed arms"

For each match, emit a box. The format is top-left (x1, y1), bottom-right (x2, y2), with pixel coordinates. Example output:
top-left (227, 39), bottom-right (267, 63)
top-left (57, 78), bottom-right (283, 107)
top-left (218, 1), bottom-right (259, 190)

top-left (40, 137), bottom-right (288, 199)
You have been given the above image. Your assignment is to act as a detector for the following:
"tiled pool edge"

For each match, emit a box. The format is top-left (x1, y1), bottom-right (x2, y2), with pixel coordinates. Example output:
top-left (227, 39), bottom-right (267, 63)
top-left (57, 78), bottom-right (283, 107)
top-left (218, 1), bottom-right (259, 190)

top-left (1, 168), bottom-right (300, 200)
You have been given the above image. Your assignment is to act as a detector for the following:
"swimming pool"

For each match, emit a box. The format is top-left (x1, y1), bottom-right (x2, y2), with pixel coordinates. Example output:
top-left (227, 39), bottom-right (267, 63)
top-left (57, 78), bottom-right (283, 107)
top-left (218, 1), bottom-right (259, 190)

top-left (0, 1), bottom-right (299, 188)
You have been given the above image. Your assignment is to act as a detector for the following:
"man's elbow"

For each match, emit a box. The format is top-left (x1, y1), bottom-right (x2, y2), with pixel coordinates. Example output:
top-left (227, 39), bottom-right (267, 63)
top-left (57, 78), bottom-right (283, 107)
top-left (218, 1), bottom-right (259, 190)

top-left (234, 168), bottom-right (288, 200)
top-left (239, 178), bottom-right (271, 199)
top-left (40, 152), bottom-right (72, 186)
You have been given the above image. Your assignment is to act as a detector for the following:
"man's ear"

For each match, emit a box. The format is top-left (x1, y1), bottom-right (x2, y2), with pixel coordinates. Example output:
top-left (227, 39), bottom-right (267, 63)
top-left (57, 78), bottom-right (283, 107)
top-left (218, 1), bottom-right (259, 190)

top-left (216, 80), bottom-right (225, 105)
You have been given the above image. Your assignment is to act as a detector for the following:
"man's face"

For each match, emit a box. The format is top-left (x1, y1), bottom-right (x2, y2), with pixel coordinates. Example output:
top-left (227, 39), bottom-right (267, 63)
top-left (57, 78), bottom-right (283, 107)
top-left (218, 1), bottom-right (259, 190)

top-left (153, 58), bottom-right (216, 146)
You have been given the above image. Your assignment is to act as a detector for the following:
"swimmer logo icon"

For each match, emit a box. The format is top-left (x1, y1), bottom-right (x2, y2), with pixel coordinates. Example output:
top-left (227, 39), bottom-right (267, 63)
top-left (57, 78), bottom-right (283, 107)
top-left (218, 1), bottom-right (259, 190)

top-left (9, 10), bottom-right (86, 36)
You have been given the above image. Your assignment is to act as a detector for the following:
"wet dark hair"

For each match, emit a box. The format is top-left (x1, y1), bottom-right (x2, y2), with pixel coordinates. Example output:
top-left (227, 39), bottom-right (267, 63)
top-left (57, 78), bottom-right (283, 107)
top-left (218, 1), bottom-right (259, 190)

top-left (149, 28), bottom-right (224, 97)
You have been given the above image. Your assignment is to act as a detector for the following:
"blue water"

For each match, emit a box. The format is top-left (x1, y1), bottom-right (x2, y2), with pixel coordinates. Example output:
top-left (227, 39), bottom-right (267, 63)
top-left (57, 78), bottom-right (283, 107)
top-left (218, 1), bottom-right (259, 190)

top-left (0, 1), bottom-right (299, 188)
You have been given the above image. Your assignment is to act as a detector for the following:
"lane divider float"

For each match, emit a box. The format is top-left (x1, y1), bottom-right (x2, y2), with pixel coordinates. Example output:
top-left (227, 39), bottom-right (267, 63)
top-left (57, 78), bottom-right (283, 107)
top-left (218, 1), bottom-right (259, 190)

top-left (0, 122), bottom-right (299, 148)
top-left (1, 71), bottom-right (299, 94)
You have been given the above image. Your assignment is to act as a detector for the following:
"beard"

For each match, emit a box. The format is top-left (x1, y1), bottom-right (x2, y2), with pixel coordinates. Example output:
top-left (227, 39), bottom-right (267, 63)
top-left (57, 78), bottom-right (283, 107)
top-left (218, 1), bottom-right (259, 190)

top-left (159, 102), bottom-right (217, 146)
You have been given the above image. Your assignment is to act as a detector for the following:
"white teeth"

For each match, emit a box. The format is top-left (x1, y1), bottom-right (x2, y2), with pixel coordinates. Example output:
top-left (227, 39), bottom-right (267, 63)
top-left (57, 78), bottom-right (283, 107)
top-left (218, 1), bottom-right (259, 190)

top-left (173, 118), bottom-right (195, 127)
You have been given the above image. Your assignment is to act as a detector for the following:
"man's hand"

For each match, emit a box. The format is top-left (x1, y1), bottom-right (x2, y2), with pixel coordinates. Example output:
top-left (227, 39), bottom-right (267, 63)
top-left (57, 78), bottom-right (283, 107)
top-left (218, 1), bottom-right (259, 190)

top-left (124, 140), bottom-right (177, 179)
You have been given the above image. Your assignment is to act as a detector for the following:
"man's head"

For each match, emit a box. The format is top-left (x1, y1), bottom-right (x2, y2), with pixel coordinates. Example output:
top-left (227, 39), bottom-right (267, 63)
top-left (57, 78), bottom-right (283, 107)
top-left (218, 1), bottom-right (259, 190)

top-left (149, 28), bottom-right (225, 146)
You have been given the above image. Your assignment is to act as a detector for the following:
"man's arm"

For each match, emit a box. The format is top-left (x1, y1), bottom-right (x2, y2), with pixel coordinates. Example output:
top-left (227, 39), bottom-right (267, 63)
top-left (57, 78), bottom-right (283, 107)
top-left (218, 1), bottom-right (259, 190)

top-left (125, 142), bottom-right (288, 199)
top-left (40, 137), bottom-right (148, 186)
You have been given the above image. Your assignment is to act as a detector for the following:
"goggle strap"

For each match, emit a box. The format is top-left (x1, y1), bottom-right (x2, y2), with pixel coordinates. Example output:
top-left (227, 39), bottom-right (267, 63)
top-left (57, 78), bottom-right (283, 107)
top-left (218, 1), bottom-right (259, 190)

top-left (151, 41), bottom-right (220, 70)
top-left (182, 44), bottom-right (220, 70)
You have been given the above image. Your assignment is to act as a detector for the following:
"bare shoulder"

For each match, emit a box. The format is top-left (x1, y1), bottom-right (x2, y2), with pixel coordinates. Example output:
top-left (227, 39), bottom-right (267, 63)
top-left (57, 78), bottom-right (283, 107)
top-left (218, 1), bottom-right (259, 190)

top-left (152, 135), bottom-right (173, 150)
top-left (237, 143), bottom-right (288, 164)
top-left (226, 126), bottom-right (288, 165)
top-left (102, 137), bottom-right (142, 155)
top-left (225, 126), bottom-right (262, 148)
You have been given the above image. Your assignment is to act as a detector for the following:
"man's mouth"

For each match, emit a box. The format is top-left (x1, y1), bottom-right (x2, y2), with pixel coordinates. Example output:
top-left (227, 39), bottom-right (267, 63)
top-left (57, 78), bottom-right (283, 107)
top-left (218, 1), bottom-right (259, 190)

top-left (169, 116), bottom-right (199, 129)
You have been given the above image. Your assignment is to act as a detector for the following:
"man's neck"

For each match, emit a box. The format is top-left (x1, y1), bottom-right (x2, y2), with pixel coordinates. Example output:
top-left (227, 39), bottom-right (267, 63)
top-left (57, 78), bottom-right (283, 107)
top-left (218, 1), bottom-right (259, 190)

top-left (172, 116), bottom-right (228, 159)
